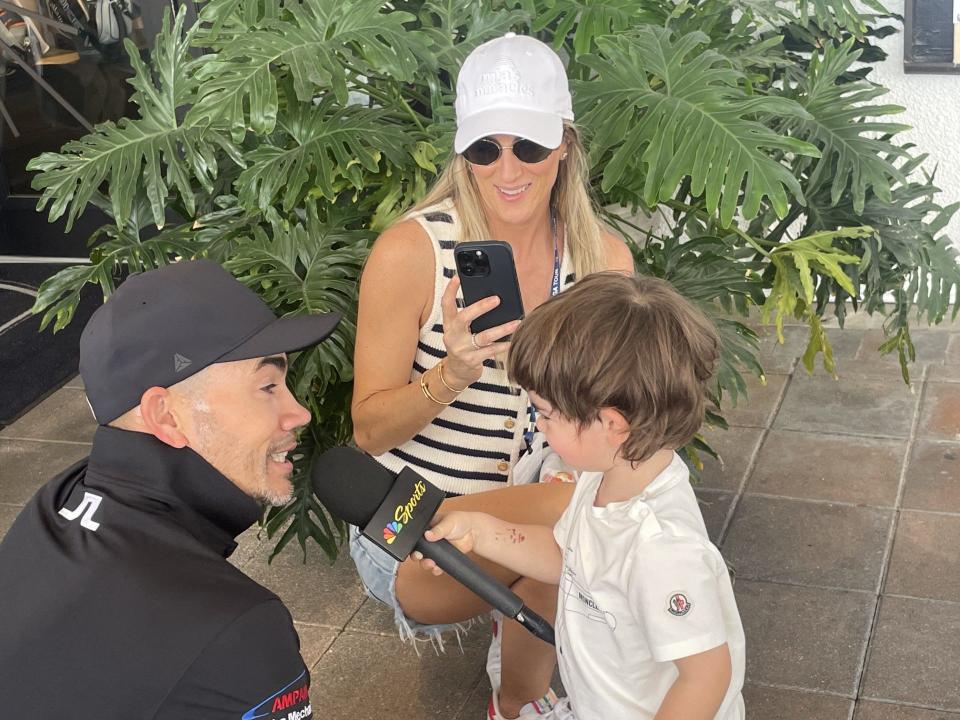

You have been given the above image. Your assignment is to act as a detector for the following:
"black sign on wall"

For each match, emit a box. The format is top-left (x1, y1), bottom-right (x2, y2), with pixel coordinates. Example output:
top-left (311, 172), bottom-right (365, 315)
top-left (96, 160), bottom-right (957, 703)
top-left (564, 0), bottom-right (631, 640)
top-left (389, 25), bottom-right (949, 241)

top-left (904, 0), bottom-right (960, 73)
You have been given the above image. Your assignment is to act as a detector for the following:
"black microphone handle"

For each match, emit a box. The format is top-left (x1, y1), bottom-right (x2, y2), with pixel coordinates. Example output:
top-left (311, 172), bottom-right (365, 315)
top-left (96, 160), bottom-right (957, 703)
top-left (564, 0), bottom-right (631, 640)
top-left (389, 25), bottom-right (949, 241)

top-left (516, 606), bottom-right (556, 647)
top-left (415, 537), bottom-right (555, 646)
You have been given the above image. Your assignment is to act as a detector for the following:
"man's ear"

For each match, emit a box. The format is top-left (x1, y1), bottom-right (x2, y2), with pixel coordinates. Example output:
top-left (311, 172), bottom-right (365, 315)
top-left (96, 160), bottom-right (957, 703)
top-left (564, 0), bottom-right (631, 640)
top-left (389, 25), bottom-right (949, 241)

top-left (138, 387), bottom-right (189, 449)
top-left (597, 407), bottom-right (630, 446)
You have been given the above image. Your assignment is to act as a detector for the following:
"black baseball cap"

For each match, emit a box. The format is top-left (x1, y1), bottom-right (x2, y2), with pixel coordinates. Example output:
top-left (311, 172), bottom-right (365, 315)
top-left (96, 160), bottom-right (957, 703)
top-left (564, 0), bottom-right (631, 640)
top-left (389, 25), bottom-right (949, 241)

top-left (79, 259), bottom-right (340, 424)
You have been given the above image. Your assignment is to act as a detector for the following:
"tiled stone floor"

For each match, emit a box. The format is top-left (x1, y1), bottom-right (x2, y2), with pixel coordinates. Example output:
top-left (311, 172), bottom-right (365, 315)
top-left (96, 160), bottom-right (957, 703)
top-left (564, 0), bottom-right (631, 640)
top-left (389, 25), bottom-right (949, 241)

top-left (3, 314), bottom-right (960, 718)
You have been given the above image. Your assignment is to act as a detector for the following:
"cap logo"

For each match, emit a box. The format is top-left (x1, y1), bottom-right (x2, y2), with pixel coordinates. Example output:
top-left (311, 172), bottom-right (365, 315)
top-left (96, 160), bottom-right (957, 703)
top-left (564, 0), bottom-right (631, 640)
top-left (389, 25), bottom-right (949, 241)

top-left (173, 353), bottom-right (193, 373)
top-left (475, 59), bottom-right (533, 99)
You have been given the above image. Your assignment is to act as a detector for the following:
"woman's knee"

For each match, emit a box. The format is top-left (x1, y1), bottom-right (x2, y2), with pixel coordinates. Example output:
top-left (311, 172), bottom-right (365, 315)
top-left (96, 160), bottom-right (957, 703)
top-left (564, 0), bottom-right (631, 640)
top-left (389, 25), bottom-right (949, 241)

top-left (395, 556), bottom-right (487, 625)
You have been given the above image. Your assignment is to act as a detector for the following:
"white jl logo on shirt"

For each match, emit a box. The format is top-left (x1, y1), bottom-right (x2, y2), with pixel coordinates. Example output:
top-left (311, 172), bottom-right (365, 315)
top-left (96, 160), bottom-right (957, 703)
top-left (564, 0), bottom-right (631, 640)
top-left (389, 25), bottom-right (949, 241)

top-left (58, 492), bottom-right (103, 532)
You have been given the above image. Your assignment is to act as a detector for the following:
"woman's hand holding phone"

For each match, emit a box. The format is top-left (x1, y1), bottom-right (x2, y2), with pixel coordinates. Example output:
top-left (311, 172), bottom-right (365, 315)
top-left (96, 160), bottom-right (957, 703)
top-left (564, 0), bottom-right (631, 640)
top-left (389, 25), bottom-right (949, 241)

top-left (440, 276), bottom-right (521, 389)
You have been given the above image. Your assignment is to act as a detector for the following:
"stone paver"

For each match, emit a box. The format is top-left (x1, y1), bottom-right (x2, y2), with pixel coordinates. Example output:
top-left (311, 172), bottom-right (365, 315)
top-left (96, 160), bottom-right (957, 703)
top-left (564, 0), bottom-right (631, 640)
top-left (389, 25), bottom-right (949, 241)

top-left (855, 702), bottom-right (960, 719)
top-left (0, 439), bottom-right (90, 504)
top-left (228, 525), bottom-right (265, 569)
top-left (918, 383), bottom-right (960, 442)
top-left (748, 430), bottom-right (904, 506)
top-left (827, 327), bottom-right (870, 362)
top-left (296, 623), bottom-right (340, 668)
top-left (240, 535), bottom-right (368, 628)
top-left (902, 441), bottom-right (960, 513)
top-left (309, 628), bottom-right (487, 719)
top-left (755, 325), bottom-right (809, 373)
top-left (344, 596), bottom-right (399, 637)
top-left (775, 372), bottom-right (918, 438)
top-left (722, 373), bottom-right (789, 428)
top-left (698, 425), bottom-right (764, 492)
top-left (861, 596), bottom-right (960, 711)
top-left (454, 679), bottom-right (493, 720)
top-left (724, 497), bottom-right (891, 590)
top-left (742, 685), bottom-right (853, 719)
top-left (835, 356), bottom-right (925, 382)
top-left (928, 364), bottom-right (960, 384)
top-left (0, 387), bottom-right (96, 443)
top-left (735, 580), bottom-right (875, 695)
top-left (947, 335), bottom-right (960, 365)
top-left (856, 330), bottom-right (950, 366)
top-left (694, 488), bottom-right (734, 544)
top-left (885, 512), bottom-right (960, 603)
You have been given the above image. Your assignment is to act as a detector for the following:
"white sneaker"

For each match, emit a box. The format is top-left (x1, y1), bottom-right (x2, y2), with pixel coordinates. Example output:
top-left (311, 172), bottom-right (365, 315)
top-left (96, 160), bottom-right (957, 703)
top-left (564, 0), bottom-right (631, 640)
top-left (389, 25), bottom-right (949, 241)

top-left (486, 688), bottom-right (561, 719)
top-left (550, 698), bottom-right (576, 719)
top-left (486, 612), bottom-right (565, 719)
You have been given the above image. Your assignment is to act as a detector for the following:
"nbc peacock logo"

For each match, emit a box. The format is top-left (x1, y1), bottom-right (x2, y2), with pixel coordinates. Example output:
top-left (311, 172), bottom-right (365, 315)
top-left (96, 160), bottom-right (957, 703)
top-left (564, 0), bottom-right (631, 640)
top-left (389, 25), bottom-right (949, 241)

top-left (383, 521), bottom-right (403, 544)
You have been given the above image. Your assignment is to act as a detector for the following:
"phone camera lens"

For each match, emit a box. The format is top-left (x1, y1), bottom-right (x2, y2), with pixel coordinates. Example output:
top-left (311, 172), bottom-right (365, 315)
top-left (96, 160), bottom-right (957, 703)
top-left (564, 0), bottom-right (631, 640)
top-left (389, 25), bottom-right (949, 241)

top-left (462, 264), bottom-right (475, 276)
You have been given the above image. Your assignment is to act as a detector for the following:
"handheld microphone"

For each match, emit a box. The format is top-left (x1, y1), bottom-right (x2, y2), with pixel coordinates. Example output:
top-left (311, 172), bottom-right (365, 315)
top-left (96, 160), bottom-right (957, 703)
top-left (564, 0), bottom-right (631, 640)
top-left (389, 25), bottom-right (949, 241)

top-left (312, 447), bottom-right (555, 646)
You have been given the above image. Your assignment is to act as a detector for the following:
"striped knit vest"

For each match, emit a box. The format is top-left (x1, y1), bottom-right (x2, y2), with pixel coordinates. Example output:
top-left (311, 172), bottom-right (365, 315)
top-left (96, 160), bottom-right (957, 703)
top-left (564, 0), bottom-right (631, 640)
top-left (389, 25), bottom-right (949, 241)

top-left (373, 200), bottom-right (577, 496)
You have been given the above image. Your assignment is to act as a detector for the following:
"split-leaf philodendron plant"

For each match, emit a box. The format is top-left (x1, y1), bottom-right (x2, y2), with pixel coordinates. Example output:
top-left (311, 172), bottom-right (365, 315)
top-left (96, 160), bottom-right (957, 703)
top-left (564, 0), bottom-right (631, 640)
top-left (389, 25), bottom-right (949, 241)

top-left (27, 0), bottom-right (959, 559)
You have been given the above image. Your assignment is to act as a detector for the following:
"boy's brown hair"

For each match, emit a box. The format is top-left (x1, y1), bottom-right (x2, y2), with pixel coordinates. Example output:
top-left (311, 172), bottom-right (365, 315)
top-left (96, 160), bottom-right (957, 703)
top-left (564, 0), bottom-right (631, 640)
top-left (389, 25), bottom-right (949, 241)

top-left (508, 271), bottom-right (720, 463)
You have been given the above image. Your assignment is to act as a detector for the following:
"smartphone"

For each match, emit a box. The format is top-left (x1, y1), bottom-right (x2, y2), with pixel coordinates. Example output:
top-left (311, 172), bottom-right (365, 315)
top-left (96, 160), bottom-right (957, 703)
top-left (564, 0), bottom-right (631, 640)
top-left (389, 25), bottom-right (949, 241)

top-left (454, 240), bottom-right (525, 335)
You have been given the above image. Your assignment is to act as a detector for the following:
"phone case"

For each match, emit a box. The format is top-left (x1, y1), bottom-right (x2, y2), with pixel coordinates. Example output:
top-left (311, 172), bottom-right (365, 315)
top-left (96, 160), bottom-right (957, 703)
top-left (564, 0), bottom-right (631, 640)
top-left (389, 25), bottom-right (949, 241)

top-left (454, 240), bottom-right (525, 335)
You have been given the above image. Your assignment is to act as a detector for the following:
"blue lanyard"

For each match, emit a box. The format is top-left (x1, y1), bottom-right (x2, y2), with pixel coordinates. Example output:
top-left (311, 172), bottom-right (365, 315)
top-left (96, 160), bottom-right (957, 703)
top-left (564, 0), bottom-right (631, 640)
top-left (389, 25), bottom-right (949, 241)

top-left (522, 213), bottom-right (561, 453)
top-left (549, 212), bottom-right (561, 299)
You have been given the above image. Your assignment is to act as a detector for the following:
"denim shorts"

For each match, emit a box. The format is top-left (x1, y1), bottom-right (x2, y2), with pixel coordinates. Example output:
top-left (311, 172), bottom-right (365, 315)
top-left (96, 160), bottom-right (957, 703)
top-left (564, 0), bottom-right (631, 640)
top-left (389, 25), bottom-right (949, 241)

top-left (348, 436), bottom-right (565, 650)
top-left (348, 524), bottom-right (480, 651)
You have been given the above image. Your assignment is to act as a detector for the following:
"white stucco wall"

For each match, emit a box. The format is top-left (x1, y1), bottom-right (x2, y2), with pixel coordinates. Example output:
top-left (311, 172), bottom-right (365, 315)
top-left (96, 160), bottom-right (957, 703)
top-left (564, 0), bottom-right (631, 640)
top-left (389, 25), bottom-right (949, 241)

top-left (868, 1), bottom-right (960, 249)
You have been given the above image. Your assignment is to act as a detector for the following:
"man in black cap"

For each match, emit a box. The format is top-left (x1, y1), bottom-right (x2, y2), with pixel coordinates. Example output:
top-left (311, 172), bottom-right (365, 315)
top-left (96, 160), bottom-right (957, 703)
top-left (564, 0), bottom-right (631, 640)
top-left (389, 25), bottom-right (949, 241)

top-left (0, 260), bottom-right (338, 719)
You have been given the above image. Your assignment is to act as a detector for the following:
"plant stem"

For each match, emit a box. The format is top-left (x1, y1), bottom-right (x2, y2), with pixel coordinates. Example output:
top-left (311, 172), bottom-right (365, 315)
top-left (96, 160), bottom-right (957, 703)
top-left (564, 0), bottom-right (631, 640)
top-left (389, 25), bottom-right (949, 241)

top-left (662, 199), bottom-right (773, 257)
top-left (767, 205), bottom-right (804, 245)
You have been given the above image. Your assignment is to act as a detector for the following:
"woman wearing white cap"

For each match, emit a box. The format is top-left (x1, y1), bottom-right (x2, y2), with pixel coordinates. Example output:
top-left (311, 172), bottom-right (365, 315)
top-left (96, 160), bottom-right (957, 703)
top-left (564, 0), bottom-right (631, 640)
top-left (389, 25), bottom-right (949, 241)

top-left (350, 33), bottom-right (634, 720)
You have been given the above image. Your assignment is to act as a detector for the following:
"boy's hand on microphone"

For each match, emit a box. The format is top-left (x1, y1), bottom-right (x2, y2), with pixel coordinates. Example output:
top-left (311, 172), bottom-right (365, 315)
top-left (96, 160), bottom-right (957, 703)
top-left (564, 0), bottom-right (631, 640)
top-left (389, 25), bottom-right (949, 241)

top-left (413, 511), bottom-right (489, 575)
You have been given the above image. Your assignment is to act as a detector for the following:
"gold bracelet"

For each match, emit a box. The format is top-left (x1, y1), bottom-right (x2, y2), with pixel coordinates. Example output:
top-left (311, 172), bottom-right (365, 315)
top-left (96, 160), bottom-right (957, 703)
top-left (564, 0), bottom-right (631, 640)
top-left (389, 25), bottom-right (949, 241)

top-left (420, 368), bottom-right (454, 405)
top-left (437, 360), bottom-right (468, 394)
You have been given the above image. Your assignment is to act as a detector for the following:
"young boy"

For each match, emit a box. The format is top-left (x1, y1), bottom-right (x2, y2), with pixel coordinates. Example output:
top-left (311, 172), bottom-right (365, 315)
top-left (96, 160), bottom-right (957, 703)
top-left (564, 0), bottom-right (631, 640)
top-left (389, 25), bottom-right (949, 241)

top-left (418, 272), bottom-right (745, 719)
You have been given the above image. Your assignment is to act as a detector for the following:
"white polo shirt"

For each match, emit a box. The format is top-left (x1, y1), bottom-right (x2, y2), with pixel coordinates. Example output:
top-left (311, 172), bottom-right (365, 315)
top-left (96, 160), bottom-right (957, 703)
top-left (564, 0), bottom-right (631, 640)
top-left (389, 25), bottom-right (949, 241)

top-left (553, 453), bottom-right (745, 719)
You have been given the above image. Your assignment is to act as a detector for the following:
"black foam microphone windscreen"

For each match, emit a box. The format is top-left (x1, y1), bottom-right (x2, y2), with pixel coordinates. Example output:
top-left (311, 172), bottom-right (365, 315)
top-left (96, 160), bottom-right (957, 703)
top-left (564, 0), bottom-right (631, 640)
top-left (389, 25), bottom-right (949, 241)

top-left (311, 446), bottom-right (394, 526)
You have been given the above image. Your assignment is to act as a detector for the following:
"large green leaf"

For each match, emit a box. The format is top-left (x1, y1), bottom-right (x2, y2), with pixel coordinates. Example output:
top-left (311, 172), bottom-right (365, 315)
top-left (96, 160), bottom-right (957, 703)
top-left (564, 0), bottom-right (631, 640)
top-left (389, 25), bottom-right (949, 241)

top-left (529, 0), bottom-right (657, 56)
top-left (27, 8), bottom-right (241, 231)
top-left (780, 39), bottom-right (909, 213)
top-left (31, 190), bottom-right (256, 331)
top-left (740, 0), bottom-right (889, 35)
top-left (223, 204), bottom-right (374, 391)
top-left (575, 27), bottom-right (820, 226)
top-left (803, 156), bottom-right (960, 327)
top-left (187, 0), bottom-right (422, 138)
top-left (236, 95), bottom-right (410, 211)
top-left (416, 0), bottom-right (530, 71)
top-left (761, 227), bottom-right (867, 344)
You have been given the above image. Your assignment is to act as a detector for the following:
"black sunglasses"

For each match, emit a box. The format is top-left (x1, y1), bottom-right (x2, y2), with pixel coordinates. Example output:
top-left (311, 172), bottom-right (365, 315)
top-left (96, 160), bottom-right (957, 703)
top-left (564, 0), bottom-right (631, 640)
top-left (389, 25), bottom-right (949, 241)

top-left (462, 137), bottom-right (554, 166)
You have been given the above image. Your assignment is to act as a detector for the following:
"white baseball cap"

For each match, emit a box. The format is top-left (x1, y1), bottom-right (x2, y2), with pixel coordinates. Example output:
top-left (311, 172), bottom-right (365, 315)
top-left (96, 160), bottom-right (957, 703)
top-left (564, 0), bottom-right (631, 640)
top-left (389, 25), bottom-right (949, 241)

top-left (454, 33), bottom-right (574, 154)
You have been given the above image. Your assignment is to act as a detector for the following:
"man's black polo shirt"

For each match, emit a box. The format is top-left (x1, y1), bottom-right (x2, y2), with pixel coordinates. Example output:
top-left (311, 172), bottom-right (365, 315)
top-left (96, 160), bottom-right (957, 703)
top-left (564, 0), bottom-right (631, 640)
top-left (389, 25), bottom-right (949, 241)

top-left (0, 426), bottom-right (313, 719)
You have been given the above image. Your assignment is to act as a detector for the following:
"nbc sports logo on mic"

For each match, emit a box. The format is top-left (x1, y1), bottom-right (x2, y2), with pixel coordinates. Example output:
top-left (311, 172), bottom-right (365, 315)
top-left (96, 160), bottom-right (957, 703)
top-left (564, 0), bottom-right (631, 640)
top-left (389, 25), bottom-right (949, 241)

top-left (383, 521), bottom-right (403, 544)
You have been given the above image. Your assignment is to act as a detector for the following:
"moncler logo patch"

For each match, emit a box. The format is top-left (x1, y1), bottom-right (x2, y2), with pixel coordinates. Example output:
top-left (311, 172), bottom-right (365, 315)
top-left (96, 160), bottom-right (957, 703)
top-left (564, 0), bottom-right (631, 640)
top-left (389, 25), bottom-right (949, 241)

top-left (668, 592), bottom-right (692, 617)
top-left (173, 353), bottom-right (192, 372)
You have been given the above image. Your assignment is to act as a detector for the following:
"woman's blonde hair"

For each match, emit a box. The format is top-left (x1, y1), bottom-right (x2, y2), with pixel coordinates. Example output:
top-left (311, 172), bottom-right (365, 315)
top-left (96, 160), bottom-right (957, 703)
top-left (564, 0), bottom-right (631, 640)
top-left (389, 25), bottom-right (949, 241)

top-left (406, 123), bottom-right (608, 279)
